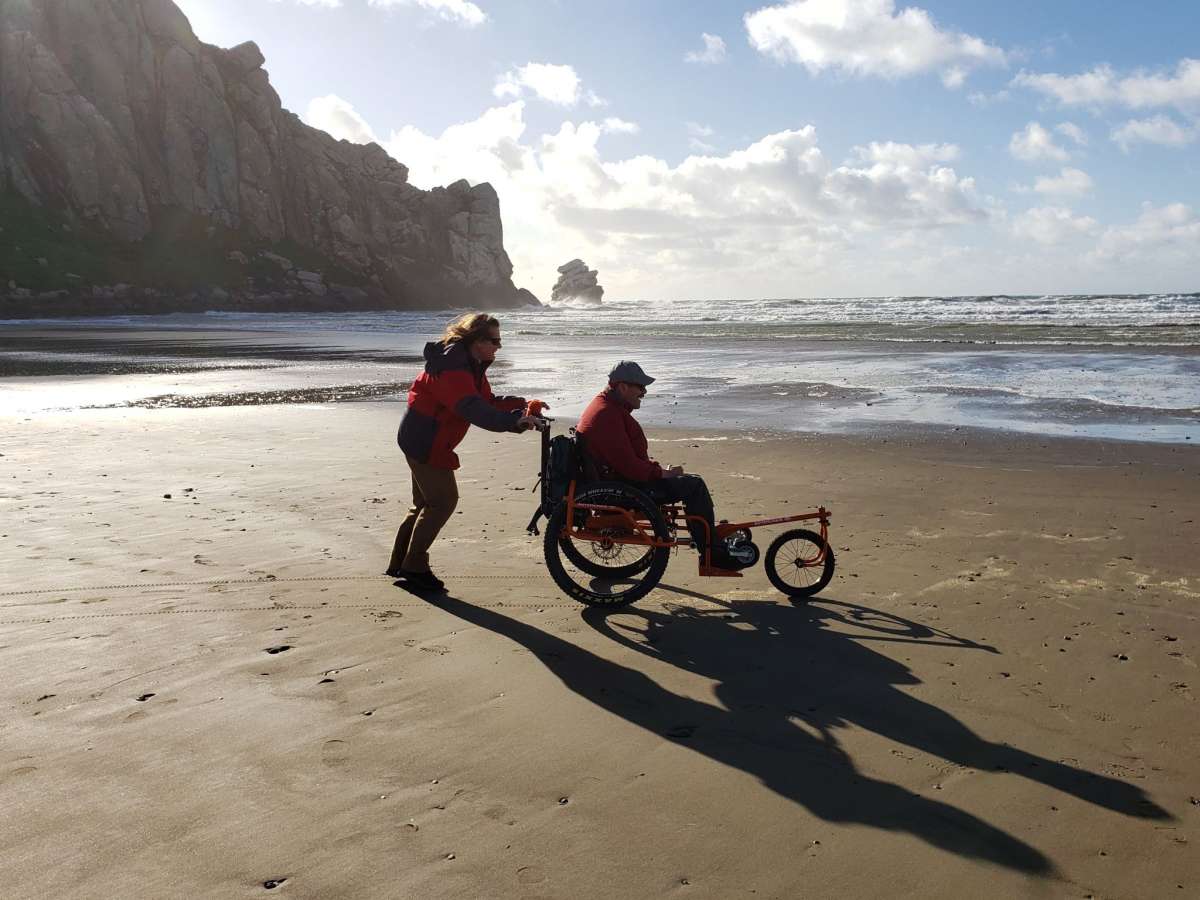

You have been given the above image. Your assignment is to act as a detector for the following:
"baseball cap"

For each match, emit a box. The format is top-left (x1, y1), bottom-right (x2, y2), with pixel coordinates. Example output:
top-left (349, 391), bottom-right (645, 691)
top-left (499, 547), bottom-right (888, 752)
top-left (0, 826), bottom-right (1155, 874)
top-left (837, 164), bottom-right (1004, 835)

top-left (608, 360), bottom-right (656, 386)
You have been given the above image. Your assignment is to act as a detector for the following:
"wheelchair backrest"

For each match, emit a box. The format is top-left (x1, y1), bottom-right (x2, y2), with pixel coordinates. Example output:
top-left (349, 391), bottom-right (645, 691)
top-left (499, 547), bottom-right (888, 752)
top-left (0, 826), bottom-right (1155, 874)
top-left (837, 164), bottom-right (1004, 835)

top-left (573, 431), bottom-right (601, 483)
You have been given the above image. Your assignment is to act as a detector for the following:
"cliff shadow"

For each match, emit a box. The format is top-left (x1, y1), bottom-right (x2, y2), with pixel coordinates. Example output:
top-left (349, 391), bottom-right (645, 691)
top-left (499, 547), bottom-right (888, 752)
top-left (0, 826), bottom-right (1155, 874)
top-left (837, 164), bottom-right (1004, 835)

top-left (422, 587), bottom-right (1168, 876)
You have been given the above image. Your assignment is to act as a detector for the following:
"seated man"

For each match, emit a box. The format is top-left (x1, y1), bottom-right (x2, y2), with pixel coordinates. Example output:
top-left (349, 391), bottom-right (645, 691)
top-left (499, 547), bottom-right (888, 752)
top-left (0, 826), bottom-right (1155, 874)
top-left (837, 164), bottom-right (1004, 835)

top-left (576, 360), bottom-right (737, 572)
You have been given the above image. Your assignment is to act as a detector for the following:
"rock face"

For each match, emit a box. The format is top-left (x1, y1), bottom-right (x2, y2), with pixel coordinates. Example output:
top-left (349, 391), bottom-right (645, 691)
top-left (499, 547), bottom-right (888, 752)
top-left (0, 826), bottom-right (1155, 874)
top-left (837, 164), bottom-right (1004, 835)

top-left (551, 259), bottom-right (603, 304)
top-left (0, 0), bottom-right (537, 313)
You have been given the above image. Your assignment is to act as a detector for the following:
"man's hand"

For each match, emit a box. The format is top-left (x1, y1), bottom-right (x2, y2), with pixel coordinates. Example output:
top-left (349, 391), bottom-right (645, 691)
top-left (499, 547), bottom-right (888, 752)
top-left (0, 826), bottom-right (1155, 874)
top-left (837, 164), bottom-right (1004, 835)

top-left (667, 464), bottom-right (685, 477)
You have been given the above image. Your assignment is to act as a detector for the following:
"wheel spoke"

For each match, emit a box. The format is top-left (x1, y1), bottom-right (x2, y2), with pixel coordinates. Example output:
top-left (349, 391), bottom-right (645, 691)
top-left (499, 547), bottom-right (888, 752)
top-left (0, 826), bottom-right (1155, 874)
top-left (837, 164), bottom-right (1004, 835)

top-left (765, 528), bottom-right (835, 600)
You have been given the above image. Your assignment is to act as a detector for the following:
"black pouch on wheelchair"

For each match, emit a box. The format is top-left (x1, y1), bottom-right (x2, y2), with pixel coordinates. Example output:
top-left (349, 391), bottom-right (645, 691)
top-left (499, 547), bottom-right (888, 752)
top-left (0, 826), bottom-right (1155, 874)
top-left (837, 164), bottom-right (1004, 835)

top-left (542, 434), bottom-right (578, 515)
top-left (527, 433), bottom-right (579, 535)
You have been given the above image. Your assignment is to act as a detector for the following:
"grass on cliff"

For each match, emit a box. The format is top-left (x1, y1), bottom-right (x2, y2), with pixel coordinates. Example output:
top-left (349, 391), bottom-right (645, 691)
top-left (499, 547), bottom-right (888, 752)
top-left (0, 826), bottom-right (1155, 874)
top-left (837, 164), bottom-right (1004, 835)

top-left (0, 190), bottom-right (362, 293)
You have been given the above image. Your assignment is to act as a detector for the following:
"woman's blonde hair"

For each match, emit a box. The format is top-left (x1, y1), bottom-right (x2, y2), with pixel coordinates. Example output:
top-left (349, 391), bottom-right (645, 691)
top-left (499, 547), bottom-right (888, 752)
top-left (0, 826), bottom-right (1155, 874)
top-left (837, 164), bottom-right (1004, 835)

top-left (442, 312), bottom-right (499, 346)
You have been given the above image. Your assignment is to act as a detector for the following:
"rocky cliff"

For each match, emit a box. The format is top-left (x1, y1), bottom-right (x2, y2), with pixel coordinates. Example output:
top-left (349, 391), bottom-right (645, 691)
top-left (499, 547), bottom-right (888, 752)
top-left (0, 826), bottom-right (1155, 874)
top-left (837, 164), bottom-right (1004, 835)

top-left (0, 0), bottom-right (537, 315)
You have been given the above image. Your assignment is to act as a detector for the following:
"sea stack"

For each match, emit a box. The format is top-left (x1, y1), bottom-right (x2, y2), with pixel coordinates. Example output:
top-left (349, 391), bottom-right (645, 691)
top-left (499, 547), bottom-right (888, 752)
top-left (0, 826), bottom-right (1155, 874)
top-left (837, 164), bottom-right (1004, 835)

top-left (551, 259), bottom-right (604, 304)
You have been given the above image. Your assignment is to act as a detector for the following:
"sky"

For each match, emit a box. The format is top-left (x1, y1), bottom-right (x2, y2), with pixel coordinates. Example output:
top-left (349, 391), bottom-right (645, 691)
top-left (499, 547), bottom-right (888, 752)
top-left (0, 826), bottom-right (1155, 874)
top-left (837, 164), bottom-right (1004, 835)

top-left (173, 0), bottom-right (1200, 300)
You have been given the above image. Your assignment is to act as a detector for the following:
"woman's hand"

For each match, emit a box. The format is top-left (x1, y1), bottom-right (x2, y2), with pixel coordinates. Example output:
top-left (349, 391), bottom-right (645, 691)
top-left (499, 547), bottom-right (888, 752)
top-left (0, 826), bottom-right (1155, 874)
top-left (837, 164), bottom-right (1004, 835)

top-left (516, 415), bottom-right (543, 432)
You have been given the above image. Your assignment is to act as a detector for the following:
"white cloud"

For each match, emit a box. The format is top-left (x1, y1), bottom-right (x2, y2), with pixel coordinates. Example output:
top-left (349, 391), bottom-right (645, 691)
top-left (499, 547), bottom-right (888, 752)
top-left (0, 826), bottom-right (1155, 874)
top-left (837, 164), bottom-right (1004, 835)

top-left (851, 141), bottom-right (959, 167)
top-left (1012, 206), bottom-right (1098, 244)
top-left (1111, 115), bottom-right (1197, 151)
top-left (687, 122), bottom-right (716, 152)
top-left (1009, 121), bottom-right (1069, 162)
top-left (367, 0), bottom-right (487, 27)
top-left (271, 0), bottom-right (342, 6)
top-left (940, 66), bottom-right (967, 89)
top-left (1055, 122), bottom-right (1088, 146)
top-left (386, 102), bottom-right (530, 190)
top-left (379, 102), bottom-right (989, 297)
top-left (1013, 58), bottom-right (1200, 111)
top-left (685, 33), bottom-right (727, 64)
top-left (1032, 167), bottom-right (1093, 197)
top-left (495, 63), bottom-right (583, 105)
top-left (601, 117), bottom-right (639, 134)
top-left (744, 0), bottom-right (1005, 84)
top-left (1094, 202), bottom-right (1200, 262)
top-left (967, 89), bottom-right (1010, 107)
top-left (304, 94), bottom-right (380, 144)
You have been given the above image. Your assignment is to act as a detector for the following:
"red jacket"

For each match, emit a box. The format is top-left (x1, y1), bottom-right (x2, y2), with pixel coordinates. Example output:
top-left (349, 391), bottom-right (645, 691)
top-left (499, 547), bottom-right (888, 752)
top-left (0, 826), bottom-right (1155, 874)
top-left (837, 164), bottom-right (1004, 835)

top-left (575, 388), bottom-right (663, 482)
top-left (398, 340), bottom-right (526, 469)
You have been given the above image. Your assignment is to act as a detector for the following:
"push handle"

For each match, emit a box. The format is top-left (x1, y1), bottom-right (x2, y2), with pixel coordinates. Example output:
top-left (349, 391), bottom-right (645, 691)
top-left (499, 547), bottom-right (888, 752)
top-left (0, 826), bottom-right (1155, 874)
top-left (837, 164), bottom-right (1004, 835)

top-left (525, 399), bottom-right (553, 432)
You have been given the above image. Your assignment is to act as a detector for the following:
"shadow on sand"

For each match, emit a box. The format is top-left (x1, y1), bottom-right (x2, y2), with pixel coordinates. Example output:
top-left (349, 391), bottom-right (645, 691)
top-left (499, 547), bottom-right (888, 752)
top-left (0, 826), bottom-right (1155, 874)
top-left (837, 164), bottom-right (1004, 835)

top-left (422, 585), bottom-right (1171, 877)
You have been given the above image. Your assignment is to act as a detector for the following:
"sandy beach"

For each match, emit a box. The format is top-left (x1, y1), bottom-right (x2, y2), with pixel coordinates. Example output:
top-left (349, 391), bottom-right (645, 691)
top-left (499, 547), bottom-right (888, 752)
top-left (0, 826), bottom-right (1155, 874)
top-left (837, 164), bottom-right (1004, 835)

top-left (1, 401), bottom-right (1197, 898)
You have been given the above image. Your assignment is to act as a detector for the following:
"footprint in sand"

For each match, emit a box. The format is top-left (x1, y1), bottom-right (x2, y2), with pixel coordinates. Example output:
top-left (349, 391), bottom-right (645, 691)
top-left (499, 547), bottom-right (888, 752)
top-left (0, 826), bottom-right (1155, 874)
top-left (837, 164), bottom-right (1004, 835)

top-left (517, 866), bottom-right (546, 884)
top-left (136, 693), bottom-right (155, 702)
top-left (321, 740), bottom-right (350, 768)
top-left (484, 805), bottom-right (516, 825)
top-left (263, 877), bottom-right (287, 889)
top-left (264, 645), bottom-right (292, 654)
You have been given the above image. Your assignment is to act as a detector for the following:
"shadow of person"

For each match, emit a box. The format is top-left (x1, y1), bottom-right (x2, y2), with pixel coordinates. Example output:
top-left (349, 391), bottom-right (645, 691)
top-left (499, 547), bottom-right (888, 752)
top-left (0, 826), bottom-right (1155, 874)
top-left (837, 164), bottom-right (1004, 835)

top-left (424, 590), bottom-right (1091, 876)
top-left (587, 594), bottom-right (1171, 825)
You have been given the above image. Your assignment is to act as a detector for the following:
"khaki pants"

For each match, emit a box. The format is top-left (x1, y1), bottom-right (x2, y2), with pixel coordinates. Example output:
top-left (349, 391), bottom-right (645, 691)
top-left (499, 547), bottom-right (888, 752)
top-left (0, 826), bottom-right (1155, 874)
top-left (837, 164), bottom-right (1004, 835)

top-left (389, 456), bottom-right (459, 573)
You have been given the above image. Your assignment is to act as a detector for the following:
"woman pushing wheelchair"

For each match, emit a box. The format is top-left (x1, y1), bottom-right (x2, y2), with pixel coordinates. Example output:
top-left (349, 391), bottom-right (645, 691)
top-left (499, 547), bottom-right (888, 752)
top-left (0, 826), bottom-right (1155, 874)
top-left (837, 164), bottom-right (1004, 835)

top-left (388, 312), bottom-right (545, 593)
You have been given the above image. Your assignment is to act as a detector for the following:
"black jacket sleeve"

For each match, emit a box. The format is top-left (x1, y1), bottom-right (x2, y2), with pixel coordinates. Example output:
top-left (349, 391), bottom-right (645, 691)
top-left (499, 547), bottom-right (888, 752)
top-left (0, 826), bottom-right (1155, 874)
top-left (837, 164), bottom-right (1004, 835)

top-left (455, 395), bottom-right (523, 432)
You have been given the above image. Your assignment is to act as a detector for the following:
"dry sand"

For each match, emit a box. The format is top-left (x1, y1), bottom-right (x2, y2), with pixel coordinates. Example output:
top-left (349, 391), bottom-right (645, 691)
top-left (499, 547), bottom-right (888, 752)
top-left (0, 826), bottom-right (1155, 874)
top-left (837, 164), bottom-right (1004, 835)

top-left (1, 403), bottom-right (1197, 898)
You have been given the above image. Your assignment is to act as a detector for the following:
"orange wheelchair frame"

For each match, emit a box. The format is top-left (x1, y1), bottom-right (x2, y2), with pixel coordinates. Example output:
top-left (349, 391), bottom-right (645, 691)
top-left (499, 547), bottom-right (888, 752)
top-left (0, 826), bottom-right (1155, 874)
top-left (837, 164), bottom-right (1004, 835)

top-left (564, 480), bottom-right (832, 574)
top-left (531, 415), bottom-right (837, 607)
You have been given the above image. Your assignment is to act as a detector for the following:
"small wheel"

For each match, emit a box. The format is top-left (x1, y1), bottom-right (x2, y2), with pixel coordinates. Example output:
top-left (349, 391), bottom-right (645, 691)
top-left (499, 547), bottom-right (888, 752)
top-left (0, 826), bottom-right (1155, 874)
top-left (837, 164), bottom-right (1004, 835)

top-left (558, 484), bottom-right (655, 579)
top-left (544, 481), bottom-right (670, 607)
top-left (765, 528), bottom-right (835, 599)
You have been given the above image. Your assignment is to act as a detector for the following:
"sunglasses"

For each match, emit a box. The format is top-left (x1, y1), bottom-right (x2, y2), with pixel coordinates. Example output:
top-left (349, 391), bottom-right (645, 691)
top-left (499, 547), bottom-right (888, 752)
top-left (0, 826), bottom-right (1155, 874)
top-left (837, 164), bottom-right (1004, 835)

top-left (621, 382), bottom-right (647, 396)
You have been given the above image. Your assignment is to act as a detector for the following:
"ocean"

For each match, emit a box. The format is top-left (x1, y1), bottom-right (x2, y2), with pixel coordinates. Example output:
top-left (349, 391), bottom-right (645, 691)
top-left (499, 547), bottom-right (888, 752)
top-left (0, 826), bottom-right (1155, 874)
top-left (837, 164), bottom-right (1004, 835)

top-left (2, 293), bottom-right (1198, 444)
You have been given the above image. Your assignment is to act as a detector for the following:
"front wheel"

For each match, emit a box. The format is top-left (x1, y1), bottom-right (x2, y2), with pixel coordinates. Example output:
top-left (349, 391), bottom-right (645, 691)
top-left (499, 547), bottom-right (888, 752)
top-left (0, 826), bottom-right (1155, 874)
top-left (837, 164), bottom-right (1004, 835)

top-left (764, 528), bottom-right (835, 599)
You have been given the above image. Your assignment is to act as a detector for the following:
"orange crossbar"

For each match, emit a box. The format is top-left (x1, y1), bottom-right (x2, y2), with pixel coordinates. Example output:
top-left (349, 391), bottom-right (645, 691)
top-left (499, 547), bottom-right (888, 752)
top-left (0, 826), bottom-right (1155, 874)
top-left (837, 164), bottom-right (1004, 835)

top-left (561, 480), bottom-right (832, 567)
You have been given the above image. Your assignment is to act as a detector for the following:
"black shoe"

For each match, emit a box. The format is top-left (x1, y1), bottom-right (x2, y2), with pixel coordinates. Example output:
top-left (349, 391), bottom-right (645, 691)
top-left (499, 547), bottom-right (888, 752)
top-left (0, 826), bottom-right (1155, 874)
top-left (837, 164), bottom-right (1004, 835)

top-left (385, 567), bottom-right (405, 578)
top-left (705, 547), bottom-right (740, 569)
top-left (403, 569), bottom-right (446, 593)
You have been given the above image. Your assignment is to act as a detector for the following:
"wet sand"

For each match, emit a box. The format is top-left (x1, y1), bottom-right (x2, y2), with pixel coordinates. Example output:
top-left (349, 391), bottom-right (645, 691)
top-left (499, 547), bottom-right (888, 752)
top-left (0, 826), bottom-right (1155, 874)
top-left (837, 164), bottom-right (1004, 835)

top-left (1, 403), bottom-right (1197, 897)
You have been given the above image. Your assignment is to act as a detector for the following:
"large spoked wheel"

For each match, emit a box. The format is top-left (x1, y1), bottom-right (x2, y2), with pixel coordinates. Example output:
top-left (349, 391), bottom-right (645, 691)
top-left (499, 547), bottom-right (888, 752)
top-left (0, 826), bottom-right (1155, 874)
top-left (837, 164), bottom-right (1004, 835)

top-left (765, 528), bottom-right (835, 600)
top-left (544, 481), bottom-right (670, 607)
top-left (558, 483), bottom-right (657, 579)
